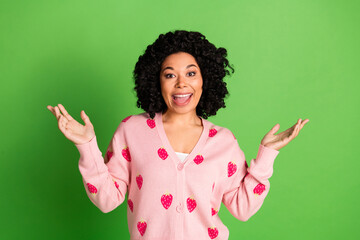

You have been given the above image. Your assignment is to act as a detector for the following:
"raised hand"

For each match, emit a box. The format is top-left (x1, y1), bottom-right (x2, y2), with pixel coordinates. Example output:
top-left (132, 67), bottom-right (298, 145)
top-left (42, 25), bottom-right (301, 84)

top-left (47, 104), bottom-right (95, 145)
top-left (260, 118), bottom-right (309, 151)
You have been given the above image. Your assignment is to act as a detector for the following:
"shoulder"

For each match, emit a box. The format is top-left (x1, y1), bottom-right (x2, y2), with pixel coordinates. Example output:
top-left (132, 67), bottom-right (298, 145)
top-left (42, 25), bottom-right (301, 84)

top-left (204, 118), bottom-right (237, 141)
top-left (115, 112), bottom-right (151, 133)
top-left (203, 119), bottom-right (245, 162)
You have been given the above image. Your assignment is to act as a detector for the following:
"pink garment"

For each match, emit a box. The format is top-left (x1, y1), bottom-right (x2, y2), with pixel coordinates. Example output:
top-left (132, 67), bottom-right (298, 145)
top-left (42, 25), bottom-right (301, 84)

top-left (75, 112), bottom-right (279, 240)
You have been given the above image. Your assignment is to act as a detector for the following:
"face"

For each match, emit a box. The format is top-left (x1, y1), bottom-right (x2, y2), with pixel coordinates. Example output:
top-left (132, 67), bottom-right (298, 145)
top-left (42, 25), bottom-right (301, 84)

top-left (159, 52), bottom-right (203, 115)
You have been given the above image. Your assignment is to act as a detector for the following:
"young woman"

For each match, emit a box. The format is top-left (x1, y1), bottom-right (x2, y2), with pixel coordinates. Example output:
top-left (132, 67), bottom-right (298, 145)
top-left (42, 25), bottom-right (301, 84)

top-left (47, 30), bottom-right (309, 240)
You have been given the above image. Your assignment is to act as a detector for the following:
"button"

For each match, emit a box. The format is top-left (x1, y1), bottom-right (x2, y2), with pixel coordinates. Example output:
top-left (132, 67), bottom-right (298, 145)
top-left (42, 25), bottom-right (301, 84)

top-left (176, 203), bottom-right (183, 213)
top-left (177, 163), bottom-right (184, 171)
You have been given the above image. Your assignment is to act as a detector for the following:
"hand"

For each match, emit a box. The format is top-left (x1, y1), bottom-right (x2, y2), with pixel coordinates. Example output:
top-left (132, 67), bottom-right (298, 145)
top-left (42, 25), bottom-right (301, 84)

top-left (47, 104), bottom-right (95, 145)
top-left (260, 118), bottom-right (309, 151)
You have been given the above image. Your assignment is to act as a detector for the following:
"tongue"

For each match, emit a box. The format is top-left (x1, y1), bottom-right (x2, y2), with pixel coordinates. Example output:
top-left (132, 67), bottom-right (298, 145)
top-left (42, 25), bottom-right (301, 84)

top-left (173, 95), bottom-right (190, 104)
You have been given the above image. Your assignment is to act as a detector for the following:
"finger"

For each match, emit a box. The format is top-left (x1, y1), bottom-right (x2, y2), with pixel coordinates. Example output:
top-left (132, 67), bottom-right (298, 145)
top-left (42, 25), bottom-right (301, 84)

top-left (47, 106), bottom-right (56, 117)
top-left (295, 123), bottom-right (301, 136)
top-left (81, 110), bottom-right (92, 126)
top-left (269, 123), bottom-right (280, 135)
top-left (289, 119), bottom-right (301, 130)
top-left (58, 104), bottom-right (74, 121)
top-left (54, 106), bottom-right (63, 120)
top-left (59, 115), bottom-right (66, 129)
top-left (300, 119), bottom-right (309, 129)
top-left (289, 123), bottom-right (299, 140)
top-left (58, 115), bottom-right (65, 132)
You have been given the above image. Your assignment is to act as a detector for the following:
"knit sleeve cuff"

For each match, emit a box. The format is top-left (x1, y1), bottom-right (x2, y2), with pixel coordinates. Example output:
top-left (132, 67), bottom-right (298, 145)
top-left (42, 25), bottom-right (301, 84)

top-left (248, 144), bottom-right (280, 181)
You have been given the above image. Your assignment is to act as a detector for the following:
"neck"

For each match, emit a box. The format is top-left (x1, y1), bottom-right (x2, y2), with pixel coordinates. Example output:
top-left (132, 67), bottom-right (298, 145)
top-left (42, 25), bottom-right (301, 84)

top-left (162, 109), bottom-right (202, 127)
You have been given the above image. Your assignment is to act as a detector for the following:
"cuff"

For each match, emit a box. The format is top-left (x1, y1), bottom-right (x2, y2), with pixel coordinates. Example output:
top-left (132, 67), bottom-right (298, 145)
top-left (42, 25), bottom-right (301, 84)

top-left (248, 144), bottom-right (280, 180)
top-left (75, 136), bottom-right (103, 167)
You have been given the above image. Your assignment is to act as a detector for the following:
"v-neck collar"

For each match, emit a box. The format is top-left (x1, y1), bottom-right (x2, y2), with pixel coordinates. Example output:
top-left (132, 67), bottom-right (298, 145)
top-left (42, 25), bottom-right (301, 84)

top-left (155, 111), bottom-right (209, 167)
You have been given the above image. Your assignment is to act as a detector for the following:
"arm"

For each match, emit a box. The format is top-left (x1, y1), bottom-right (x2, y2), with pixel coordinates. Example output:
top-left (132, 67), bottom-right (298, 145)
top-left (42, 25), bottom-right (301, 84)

top-left (75, 122), bottom-right (130, 213)
top-left (222, 143), bottom-right (279, 221)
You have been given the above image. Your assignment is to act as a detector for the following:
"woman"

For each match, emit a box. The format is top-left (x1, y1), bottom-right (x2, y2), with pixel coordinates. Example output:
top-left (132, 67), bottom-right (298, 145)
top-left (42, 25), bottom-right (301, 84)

top-left (47, 30), bottom-right (309, 239)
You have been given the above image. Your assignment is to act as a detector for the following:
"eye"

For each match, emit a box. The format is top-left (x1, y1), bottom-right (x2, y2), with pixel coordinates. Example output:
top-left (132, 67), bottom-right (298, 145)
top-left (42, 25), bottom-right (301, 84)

top-left (165, 73), bottom-right (175, 78)
top-left (187, 71), bottom-right (196, 77)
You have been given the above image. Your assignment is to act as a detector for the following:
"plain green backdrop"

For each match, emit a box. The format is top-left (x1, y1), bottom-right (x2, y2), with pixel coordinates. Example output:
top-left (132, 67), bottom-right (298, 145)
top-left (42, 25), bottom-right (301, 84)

top-left (1, 0), bottom-right (359, 239)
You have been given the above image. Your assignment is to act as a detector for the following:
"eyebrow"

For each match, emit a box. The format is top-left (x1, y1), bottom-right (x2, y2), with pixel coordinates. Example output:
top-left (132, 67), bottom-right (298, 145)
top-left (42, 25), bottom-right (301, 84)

top-left (161, 64), bottom-right (198, 72)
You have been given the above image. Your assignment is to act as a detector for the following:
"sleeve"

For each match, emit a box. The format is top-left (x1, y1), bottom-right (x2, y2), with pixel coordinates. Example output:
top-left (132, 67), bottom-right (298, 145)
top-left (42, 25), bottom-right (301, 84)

top-left (222, 142), bottom-right (279, 221)
top-left (74, 122), bottom-right (131, 213)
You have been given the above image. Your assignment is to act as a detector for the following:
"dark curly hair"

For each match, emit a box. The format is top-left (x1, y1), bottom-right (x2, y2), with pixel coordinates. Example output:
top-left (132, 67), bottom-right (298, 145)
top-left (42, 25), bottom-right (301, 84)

top-left (133, 30), bottom-right (234, 119)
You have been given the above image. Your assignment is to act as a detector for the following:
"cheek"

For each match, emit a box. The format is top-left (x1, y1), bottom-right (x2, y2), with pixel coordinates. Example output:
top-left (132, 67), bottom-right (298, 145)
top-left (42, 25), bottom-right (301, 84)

top-left (160, 81), bottom-right (172, 100)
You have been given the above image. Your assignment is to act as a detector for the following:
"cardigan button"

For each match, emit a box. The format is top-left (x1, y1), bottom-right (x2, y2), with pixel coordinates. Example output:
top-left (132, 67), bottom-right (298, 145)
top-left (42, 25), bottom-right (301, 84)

top-left (177, 163), bottom-right (184, 171)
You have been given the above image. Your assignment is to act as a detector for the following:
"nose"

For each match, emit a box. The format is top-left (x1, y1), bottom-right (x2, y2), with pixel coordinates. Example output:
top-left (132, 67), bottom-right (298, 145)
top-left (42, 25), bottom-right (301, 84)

top-left (175, 75), bottom-right (187, 88)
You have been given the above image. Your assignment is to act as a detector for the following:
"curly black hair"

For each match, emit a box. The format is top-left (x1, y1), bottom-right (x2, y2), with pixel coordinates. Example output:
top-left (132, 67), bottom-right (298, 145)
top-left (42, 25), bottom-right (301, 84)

top-left (133, 30), bottom-right (234, 119)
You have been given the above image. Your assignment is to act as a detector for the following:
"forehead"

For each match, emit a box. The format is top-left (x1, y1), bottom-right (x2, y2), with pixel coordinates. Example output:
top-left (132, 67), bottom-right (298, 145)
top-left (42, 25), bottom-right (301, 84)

top-left (161, 52), bottom-right (198, 68)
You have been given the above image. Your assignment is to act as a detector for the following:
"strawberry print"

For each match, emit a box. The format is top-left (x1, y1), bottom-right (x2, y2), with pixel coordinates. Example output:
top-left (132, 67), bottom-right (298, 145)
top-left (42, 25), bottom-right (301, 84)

top-left (122, 115), bottom-right (132, 122)
top-left (193, 154), bottom-right (204, 165)
top-left (137, 220), bottom-right (147, 236)
top-left (146, 119), bottom-right (156, 128)
top-left (113, 179), bottom-right (119, 189)
top-left (158, 147), bottom-right (168, 160)
top-left (106, 150), bottom-right (113, 162)
top-left (208, 227), bottom-right (219, 239)
top-left (187, 196), bottom-right (197, 213)
top-left (211, 208), bottom-right (218, 216)
top-left (161, 193), bottom-right (173, 209)
top-left (136, 175), bottom-right (143, 190)
top-left (87, 183), bottom-right (97, 195)
top-left (227, 161), bottom-right (237, 177)
top-left (128, 199), bottom-right (133, 212)
top-left (122, 146), bottom-right (131, 161)
top-left (253, 183), bottom-right (266, 196)
top-left (209, 128), bottom-right (217, 137)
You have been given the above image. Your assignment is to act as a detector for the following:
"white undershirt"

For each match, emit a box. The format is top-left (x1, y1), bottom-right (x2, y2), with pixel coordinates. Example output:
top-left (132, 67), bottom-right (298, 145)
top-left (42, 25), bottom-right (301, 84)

top-left (175, 152), bottom-right (189, 162)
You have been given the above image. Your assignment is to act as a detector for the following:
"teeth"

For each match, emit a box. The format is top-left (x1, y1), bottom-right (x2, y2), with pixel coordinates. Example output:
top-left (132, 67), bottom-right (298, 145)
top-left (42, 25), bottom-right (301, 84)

top-left (173, 94), bottom-right (192, 98)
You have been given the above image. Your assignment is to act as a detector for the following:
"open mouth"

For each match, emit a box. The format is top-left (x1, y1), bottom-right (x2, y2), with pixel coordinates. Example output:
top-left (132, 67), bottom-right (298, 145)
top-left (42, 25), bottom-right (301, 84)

top-left (172, 93), bottom-right (193, 106)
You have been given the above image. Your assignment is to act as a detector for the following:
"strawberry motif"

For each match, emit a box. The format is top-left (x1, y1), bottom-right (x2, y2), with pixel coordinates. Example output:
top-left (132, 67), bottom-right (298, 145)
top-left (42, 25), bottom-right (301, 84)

top-left (158, 147), bottom-right (168, 160)
top-left (87, 183), bottom-right (97, 195)
top-left (208, 227), bottom-right (219, 239)
top-left (211, 207), bottom-right (218, 216)
top-left (227, 161), bottom-right (237, 177)
top-left (146, 119), bottom-right (156, 129)
top-left (209, 128), bottom-right (217, 137)
top-left (122, 146), bottom-right (131, 162)
top-left (106, 150), bottom-right (113, 162)
top-left (187, 196), bottom-right (197, 213)
top-left (193, 154), bottom-right (204, 165)
top-left (161, 193), bottom-right (173, 209)
top-left (136, 175), bottom-right (143, 190)
top-left (128, 199), bottom-right (133, 212)
top-left (253, 183), bottom-right (266, 196)
top-left (122, 115), bottom-right (132, 122)
top-left (113, 179), bottom-right (119, 189)
top-left (137, 220), bottom-right (147, 236)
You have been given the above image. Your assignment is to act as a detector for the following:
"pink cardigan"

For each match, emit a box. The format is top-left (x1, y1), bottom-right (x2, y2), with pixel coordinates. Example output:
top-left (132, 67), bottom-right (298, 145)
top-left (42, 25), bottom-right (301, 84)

top-left (75, 112), bottom-right (279, 240)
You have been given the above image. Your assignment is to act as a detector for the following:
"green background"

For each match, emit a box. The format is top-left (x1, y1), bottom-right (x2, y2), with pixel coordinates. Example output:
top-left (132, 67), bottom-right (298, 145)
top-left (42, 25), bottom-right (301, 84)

top-left (1, 0), bottom-right (359, 239)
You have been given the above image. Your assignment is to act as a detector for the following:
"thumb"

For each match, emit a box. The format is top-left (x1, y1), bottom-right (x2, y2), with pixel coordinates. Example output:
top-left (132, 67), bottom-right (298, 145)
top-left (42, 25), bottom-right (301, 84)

top-left (269, 123), bottom-right (280, 135)
top-left (81, 110), bottom-right (92, 126)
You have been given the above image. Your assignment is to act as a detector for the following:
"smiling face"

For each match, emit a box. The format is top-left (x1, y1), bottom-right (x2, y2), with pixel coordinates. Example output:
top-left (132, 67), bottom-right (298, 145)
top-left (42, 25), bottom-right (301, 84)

top-left (159, 52), bottom-right (203, 115)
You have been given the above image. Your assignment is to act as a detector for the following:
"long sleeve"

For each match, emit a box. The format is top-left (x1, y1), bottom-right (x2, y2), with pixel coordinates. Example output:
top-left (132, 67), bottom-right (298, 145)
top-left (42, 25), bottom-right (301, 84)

top-left (75, 122), bottom-right (131, 213)
top-left (222, 142), bottom-right (279, 221)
